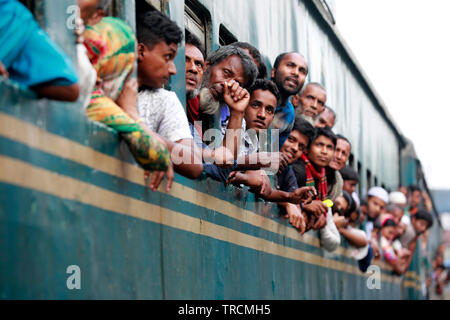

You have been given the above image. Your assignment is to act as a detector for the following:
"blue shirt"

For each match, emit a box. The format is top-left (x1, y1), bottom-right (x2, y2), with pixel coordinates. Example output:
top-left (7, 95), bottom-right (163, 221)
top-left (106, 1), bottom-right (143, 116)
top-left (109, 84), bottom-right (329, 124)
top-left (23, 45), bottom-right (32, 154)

top-left (271, 101), bottom-right (295, 149)
top-left (0, 0), bottom-right (78, 87)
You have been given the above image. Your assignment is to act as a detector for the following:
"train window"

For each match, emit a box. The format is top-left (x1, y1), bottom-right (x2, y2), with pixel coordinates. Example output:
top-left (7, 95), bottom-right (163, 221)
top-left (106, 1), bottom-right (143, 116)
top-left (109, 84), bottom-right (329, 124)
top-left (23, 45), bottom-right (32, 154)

top-left (19, 0), bottom-right (34, 11)
top-left (349, 153), bottom-right (354, 169)
top-left (185, 0), bottom-right (211, 54)
top-left (219, 24), bottom-right (238, 46)
top-left (136, 0), bottom-right (162, 15)
top-left (357, 161), bottom-right (362, 195)
top-left (366, 169), bottom-right (372, 192)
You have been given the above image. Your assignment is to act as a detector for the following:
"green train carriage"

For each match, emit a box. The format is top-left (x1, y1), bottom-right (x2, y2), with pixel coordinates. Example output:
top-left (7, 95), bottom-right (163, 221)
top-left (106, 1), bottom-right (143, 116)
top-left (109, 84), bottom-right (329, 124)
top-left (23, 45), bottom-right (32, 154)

top-left (0, 0), bottom-right (438, 299)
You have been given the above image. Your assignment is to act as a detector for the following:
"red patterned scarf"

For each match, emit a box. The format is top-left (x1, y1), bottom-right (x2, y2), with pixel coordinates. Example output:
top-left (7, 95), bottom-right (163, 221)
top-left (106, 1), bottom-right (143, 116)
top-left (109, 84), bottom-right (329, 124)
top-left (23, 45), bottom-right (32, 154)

top-left (301, 153), bottom-right (328, 201)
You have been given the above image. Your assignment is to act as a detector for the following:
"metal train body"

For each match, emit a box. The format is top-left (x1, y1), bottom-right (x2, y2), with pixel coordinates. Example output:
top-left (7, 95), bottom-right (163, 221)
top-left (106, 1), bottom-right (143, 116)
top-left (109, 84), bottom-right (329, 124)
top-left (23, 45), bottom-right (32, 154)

top-left (0, 0), bottom-right (438, 299)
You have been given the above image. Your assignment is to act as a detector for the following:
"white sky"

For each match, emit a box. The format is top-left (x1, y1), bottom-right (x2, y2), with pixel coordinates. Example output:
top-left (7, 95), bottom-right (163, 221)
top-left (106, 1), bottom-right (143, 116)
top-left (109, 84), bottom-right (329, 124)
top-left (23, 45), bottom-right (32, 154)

top-left (333, 0), bottom-right (450, 190)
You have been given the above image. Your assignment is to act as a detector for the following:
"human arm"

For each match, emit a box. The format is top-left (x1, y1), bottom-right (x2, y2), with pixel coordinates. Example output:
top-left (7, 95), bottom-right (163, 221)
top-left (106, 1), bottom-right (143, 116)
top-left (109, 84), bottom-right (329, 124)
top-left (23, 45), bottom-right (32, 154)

top-left (222, 80), bottom-right (250, 158)
top-left (338, 226), bottom-right (368, 248)
top-left (280, 202), bottom-right (307, 235)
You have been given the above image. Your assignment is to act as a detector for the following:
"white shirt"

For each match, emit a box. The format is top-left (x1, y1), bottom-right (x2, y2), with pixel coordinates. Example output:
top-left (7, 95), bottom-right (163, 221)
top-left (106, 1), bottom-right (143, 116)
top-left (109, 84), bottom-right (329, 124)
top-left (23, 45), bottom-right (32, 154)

top-left (138, 88), bottom-right (192, 142)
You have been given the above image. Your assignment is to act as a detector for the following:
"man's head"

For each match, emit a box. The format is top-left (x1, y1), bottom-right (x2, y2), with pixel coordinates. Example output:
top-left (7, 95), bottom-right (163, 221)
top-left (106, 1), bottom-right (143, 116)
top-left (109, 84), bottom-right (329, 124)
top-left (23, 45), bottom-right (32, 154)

top-left (329, 135), bottom-right (351, 171)
top-left (340, 165), bottom-right (360, 194)
top-left (306, 127), bottom-right (336, 169)
top-left (386, 204), bottom-right (404, 224)
top-left (315, 106), bottom-right (336, 129)
top-left (232, 42), bottom-right (267, 79)
top-left (409, 185), bottom-right (422, 208)
top-left (411, 210), bottom-right (433, 235)
top-left (281, 116), bottom-right (315, 164)
top-left (367, 187), bottom-right (389, 220)
top-left (200, 45), bottom-right (258, 103)
top-left (78, 0), bottom-right (111, 26)
top-left (136, 11), bottom-right (183, 89)
top-left (271, 52), bottom-right (308, 100)
top-left (389, 191), bottom-right (407, 209)
top-left (244, 79), bottom-right (279, 134)
top-left (298, 83), bottom-right (327, 118)
top-left (185, 31), bottom-right (205, 99)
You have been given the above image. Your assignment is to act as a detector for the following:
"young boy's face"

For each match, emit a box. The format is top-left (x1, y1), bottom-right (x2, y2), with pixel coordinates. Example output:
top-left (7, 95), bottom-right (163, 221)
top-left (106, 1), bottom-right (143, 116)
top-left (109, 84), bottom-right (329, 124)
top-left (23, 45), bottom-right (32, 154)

top-left (412, 218), bottom-right (428, 235)
top-left (244, 89), bottom-right (277, 134)
top-left (280, 130), bottom-right (309, 164)
top-left (138, 41), bottom-right (178, 89)
top-left (333, 196), bottom-right (349, 216)
top-left (306, 135), bottom-right (335, 168)
top-left (367, 196), bottom-right (386, 220)
top-left (381, 225), bottom-right (396, 241)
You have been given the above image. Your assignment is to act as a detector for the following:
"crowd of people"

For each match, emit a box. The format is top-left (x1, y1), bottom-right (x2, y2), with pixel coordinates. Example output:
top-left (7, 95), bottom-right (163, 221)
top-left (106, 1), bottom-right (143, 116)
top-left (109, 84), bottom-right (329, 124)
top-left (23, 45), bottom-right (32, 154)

top-left (1, 0), bottom-right (437, 278)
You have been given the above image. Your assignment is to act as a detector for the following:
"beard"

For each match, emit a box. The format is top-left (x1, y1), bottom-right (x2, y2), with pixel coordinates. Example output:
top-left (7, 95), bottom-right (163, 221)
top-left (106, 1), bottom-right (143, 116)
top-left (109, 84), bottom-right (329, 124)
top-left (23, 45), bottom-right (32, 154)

top-left (197, 68), bottom-right (221, 115)
top-left (199, 87), bottom-right (220, 115)
top-left (187, 88), bottom-right (200, 100)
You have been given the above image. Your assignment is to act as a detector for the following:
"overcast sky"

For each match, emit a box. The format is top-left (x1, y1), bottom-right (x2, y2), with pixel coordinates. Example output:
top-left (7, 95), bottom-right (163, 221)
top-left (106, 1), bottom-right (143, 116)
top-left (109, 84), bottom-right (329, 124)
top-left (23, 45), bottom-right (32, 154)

top-left (333, 0), bottom-right (450, 190)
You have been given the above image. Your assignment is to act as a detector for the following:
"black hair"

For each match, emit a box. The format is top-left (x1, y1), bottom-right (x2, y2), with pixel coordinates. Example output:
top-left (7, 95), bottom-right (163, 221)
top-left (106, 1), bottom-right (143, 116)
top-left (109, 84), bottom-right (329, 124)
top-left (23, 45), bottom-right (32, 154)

top-left (292, 115), bottom-right (315, 147)
top-left (340, 165), bottom-right (360, 182)
top-left (206, 45), bottom-right (258, 89)
top-left (382, 219), bottom-right (397, 228)
top-left (311, 127), bottom-right (337, 149)
top-left (413, 210), bottom-right (434, 228)
top-left (137, 11), bottom-right (183, 49)
top-left (342, 191), bottom-right (356, 218)
top-left (336, 134), bottom-right (352, 150)
top-left (185, 29), bottom-right (206, 60)
top-left (273, 52), bottom-right (289, 70)
top-left (232, 42), bottom-right (267, 79)
top-left (409, 185), bottom-right (421, 194)
top-left (248, 79), bottom-right (280, 105)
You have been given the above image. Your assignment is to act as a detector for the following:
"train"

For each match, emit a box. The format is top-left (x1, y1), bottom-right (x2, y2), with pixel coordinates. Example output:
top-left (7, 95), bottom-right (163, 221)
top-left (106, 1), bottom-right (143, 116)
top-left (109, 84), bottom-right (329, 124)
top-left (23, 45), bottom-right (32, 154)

top-left (0, 0), bottom-right (442, 299)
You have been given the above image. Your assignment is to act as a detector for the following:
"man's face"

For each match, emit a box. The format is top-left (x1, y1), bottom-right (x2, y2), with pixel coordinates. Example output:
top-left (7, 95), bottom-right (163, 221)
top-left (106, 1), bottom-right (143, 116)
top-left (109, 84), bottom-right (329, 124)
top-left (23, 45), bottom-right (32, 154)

top-left (185, 44), bottom-right (205, 98)
top-left (138, 41), bottom-right (178, 89)
top-left (78, 0), bottom-right (103, 25)
top-left (271, 53), bottom-right (308, 98)
top-left (299, 85), bottom-right (326, 118)
top-left (329, 138), bottom-right (351, 171)
top-left (203, 55), bottom-right (247, 102)
top-left (367, 196), bottom-right (386, 220)
top-left (315, 108), bottom-right (335, 128)
top-left (307, 135), bottom-right (335, 168)
top-left (244, 89), bottom-right (277, 134)
top-left (411, 190), bottom-right (422, 208)
top-left (343, 179), bottom-right (358, 195)
top-left (280, 130), bottom-right (309, 164)
top-left (412, 218), bottom-right (428, 235)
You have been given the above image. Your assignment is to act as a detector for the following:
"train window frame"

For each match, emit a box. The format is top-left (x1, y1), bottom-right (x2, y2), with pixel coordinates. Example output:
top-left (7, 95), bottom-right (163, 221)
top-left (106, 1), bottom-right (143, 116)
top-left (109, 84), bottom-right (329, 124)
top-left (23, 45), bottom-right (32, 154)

top-left (219, 24), bottom-right (238, 47)
top-left (185, 0), bottom-right (212, 55)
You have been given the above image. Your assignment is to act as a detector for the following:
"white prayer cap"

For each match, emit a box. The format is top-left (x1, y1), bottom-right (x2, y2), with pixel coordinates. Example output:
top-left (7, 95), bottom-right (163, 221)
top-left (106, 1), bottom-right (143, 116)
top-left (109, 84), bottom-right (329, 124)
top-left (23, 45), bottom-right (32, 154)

top-left (389, 191), bottom-right (407, 205)
top-left (368, 187), bottom-right (389, 204)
